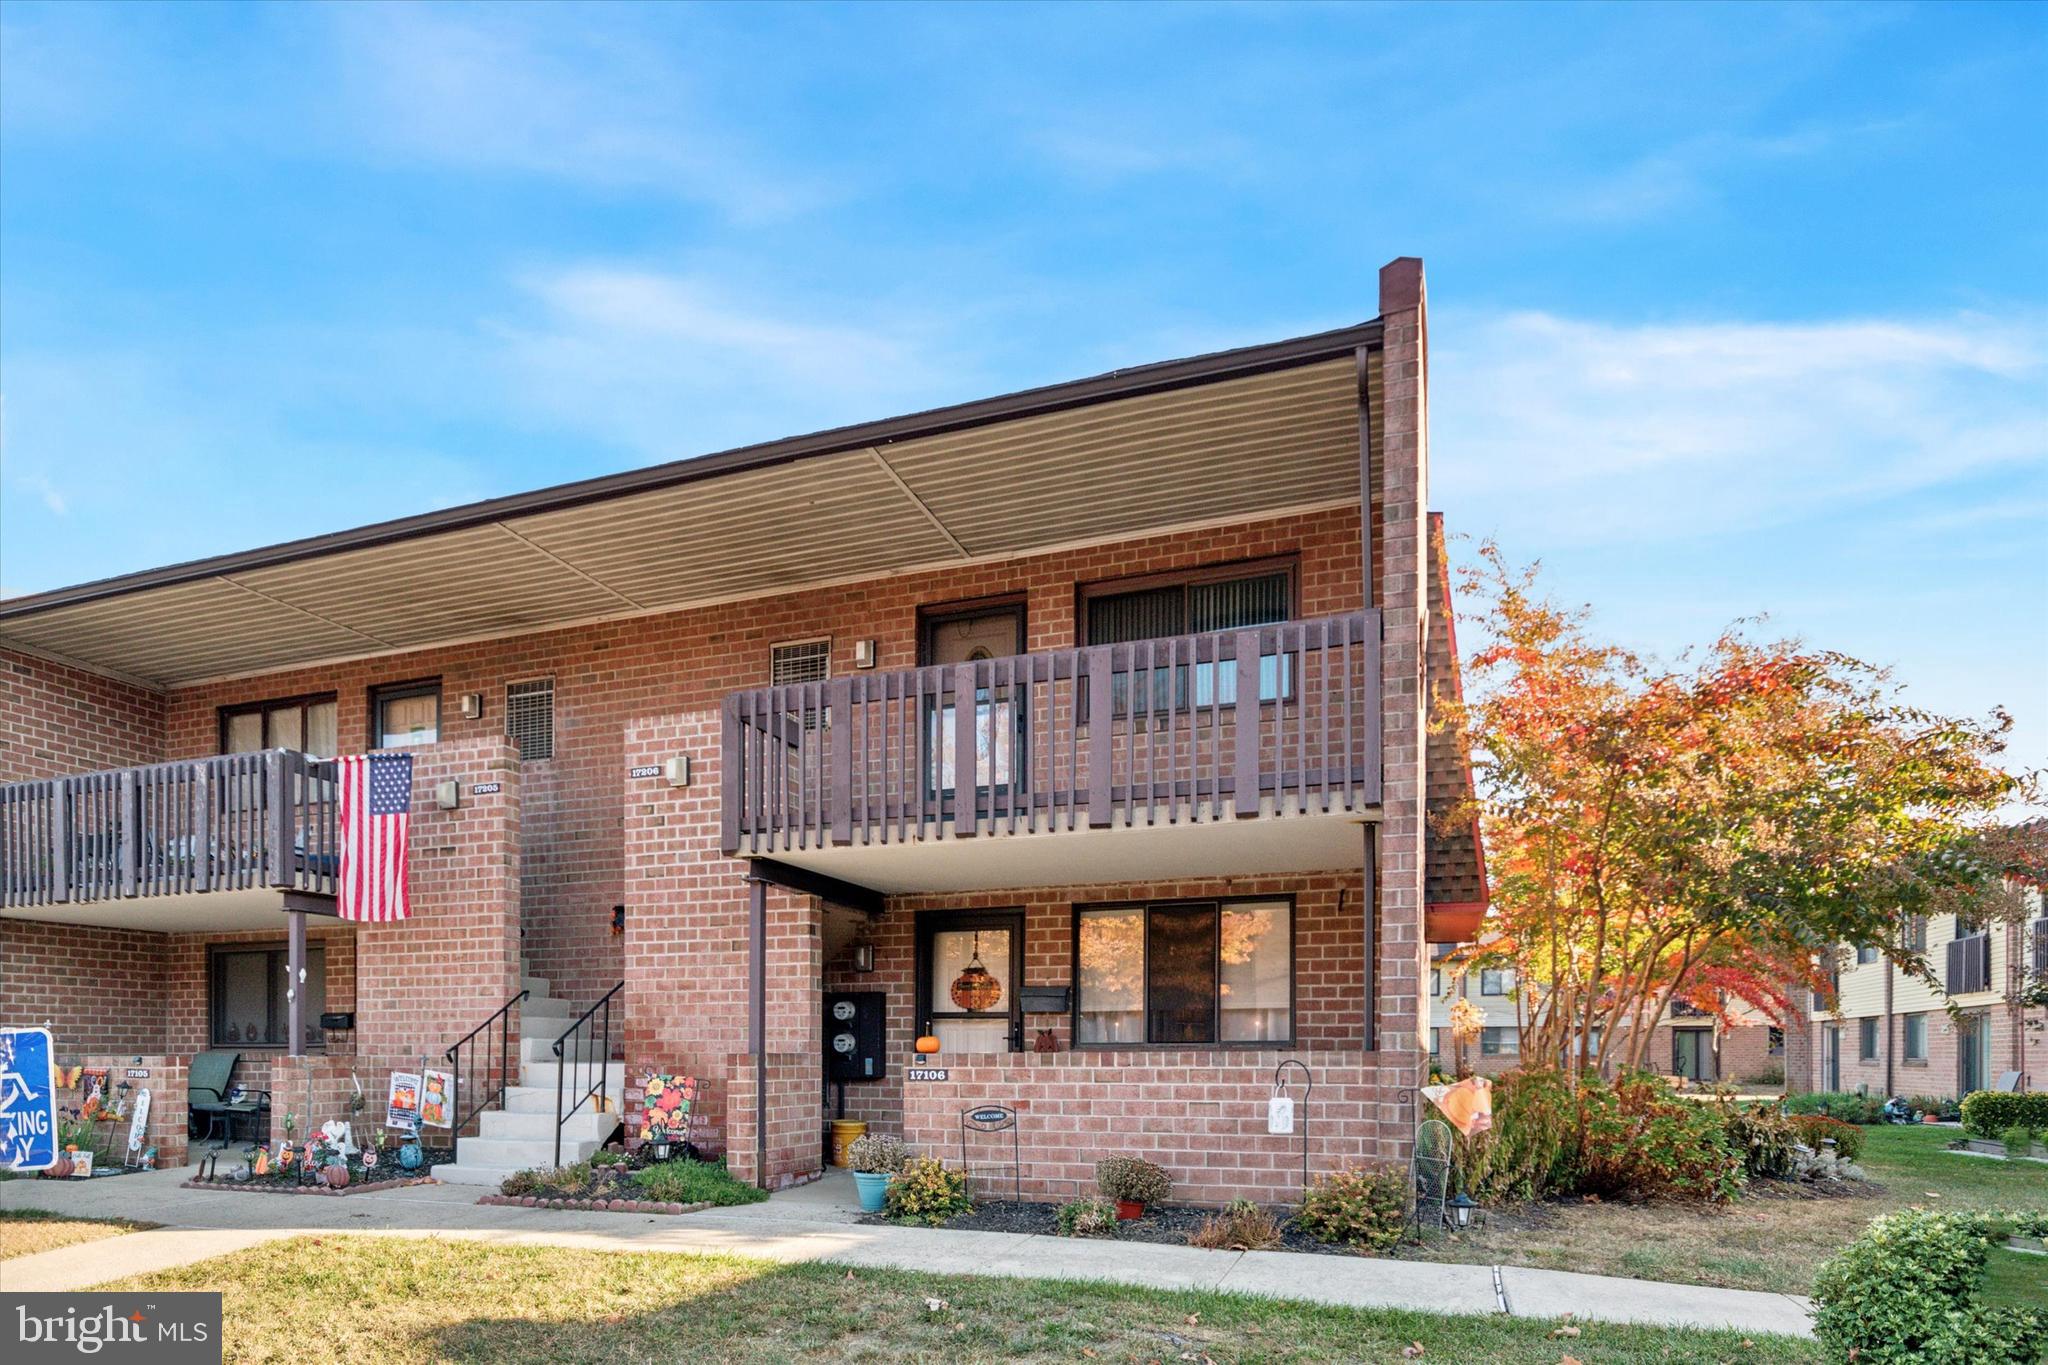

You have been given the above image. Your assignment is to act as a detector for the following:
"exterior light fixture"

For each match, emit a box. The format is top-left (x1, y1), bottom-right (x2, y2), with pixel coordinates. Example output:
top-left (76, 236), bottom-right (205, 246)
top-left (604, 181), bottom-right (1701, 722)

top-left (434, 779), bottom-right (461, 810)
top-left (664, 755), bottom-right (692, 787)
top-left (853, 640), bottom-right (878, 669)
top-left (1448, 1192), bottom-right (1477, 1228)
top-left (853, 943), bottom-right (875, 973)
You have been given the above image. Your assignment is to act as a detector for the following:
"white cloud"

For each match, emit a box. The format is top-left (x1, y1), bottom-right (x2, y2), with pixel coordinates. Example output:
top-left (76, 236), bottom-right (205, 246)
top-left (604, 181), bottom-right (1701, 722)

top-left (1433, 309), bottom-right (2048, 545)
top-left (1542, 122), bottom-right (1909, 224)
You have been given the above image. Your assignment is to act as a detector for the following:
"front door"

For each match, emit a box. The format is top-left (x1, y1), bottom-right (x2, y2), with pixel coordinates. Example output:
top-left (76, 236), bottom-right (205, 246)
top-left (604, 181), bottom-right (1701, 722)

top-left (1822, 1024), bottom-right (1841, 1091)
top-left (1672, 1028), bottom-right (1714, 1082)
top-left (1958, 1012), bottom-right (1991, 1095)
top-left (916, 910), bottom-right (1024, 1054)
top-left (919, 599), bottom-right (1026, 801)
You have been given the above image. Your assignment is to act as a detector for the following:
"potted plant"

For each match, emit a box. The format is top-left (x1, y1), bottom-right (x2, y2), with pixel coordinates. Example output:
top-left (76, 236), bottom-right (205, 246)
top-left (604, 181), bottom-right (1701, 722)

top-left (846, 1133), bottom-right (910, 1213)
top-left (1096, 1155), bottom-right (1171, 1221)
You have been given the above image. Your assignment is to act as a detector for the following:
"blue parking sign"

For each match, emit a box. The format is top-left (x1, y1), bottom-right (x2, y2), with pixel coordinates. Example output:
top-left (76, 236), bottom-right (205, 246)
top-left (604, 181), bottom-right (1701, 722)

top-left (0, 1027), bottom-right (58, 1172)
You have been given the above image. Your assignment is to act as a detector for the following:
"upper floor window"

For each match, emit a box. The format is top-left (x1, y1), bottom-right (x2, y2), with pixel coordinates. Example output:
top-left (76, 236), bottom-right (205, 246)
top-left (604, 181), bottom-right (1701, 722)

top-left (1856, 945), bottom-right (1880, 965)
top-left (220, 694), bottom-right (338, 757)
top-left (1081, 558), bottom-right (1296, 708)
top-left (1480, 968), bottom-right (1514, 997)
top-left (371, 680), bottom-right (441, 749)
top-left (1903, 916), bottom-right (1929, 954)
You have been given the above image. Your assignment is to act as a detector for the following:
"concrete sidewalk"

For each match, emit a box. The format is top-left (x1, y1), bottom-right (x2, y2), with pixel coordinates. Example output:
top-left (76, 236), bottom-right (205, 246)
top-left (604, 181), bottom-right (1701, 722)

top-left (0, 1167), bottom-right (1814, 1339)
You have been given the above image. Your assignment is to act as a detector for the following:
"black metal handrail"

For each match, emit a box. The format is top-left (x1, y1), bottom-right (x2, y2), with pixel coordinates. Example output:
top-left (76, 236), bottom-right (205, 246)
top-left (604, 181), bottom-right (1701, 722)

top-left (444, 987), bottom-right (528, 1162)
top-left (553, 982), bottom-right (623, 1167)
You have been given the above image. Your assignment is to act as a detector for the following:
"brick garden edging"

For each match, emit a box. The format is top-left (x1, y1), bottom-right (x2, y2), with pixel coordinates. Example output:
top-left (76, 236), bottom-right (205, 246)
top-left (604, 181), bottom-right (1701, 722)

top-left (181, 1176), bottom-right (440, 1196)
top-left (475, 1194), bottom-right (714, 1215)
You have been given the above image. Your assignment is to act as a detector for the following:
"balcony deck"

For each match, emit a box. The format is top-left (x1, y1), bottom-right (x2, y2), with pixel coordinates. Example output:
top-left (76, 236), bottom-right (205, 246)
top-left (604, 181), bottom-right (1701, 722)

top-left (0, 750), bottom-right (340, 929)
top-left (722, 611), bottom-right (1381, 891)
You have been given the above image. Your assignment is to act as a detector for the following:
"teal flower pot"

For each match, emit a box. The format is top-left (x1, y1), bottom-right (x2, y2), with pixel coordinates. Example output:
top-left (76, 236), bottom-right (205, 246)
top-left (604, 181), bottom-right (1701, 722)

top-left (853, 1170), bottom-right (893, 1212)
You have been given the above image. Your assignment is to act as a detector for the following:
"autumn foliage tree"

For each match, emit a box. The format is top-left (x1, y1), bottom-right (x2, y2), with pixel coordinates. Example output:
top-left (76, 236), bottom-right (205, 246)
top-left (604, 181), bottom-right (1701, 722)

top-left (1439, 543), bottom-right (2033, 1079)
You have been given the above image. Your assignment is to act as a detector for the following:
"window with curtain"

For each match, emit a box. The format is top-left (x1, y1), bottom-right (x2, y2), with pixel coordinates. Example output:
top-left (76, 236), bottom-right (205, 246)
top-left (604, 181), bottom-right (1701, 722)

top-left (1081, 561), bottom-right (1295, 709)
top-left (220, 695), bottom-right (338, 756)
top-left (210, 945), bottom-right (327, 1049)
top-left (1074, 900), bottom-right (1291, 1046)
top-left (1904, 1013), bottom-right (1928, 1061)
top-left (1480, 968), bottom-right (1514, 996)
top-left (1481, 1026), bottom-right (1518, 1056)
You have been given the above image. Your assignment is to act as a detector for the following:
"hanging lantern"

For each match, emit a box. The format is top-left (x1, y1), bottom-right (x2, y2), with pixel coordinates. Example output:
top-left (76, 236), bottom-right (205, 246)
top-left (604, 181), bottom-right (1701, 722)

top-left (950, 933), bottom-right (1002, 1012)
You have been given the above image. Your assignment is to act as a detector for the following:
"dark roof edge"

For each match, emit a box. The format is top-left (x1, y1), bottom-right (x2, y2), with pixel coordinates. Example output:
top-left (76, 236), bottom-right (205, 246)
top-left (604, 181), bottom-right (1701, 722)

top-left (1, 319), bottom-right (1383, 621)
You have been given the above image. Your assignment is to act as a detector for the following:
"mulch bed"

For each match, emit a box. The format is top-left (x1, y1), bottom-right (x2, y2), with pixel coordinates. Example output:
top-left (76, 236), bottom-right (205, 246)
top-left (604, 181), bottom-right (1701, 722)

top-left (477, 1193), bottom-right (713, 1215)
top-left (182, 1174), bottom-right (438, 1196)
top-left (860, 1200), bottom-right (1359, 1257)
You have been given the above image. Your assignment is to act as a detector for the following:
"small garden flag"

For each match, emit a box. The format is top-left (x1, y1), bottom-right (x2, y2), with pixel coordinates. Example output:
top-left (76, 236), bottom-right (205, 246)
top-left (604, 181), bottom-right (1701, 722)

top-left (338, 752), bottom-right (413, 922)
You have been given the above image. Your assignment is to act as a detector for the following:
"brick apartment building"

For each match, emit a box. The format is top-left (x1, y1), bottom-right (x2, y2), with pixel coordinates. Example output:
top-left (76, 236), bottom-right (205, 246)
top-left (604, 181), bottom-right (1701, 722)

top-left (1, 259), bottom-right (1491, 1202)
top-left (1799, 888), bottom-right (2045, 1100)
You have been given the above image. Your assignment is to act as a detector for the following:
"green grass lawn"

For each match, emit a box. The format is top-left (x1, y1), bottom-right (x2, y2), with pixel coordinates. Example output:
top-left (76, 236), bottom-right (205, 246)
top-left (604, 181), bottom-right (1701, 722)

top-left (112, 1235), bottom-right (1820, 1364)
top-left (1984, 1245), bottom-right (2048, 1314)
top-left (0, 1207), bottom-right (158, 1260)
top-left (1407, 1124), bottom-right (2048, 1295)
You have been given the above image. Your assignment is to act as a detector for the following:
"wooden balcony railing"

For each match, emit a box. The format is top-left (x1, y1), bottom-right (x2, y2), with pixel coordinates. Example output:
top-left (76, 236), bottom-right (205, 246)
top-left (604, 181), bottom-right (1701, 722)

top-left (1946, 931), bottom-right (1991, 995)
top-left (722, 609), bottom-right (1381, 857)
top-left (0, 750), bottom-right (339, 909)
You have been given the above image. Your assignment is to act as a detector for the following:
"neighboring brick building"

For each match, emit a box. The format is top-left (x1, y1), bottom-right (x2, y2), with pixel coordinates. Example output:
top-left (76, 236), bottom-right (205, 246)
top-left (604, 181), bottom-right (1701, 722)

top-left (1, 259), bottom-right (1489, 1200)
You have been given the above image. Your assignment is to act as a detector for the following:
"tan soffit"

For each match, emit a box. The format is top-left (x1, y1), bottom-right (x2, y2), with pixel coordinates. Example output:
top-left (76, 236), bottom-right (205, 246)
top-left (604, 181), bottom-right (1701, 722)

top-left (0, 356), bottom-right (1366, 687)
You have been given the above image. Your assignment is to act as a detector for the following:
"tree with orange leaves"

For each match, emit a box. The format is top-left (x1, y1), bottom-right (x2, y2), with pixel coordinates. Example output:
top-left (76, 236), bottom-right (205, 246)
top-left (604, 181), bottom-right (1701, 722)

top-left (1437, 543), bottom-right (2033, 1079)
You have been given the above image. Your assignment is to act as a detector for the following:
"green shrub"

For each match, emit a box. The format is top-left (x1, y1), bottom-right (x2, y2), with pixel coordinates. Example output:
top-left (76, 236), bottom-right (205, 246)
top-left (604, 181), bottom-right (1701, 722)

top-left (844, 1133), bottom-right (909, 1175)
top-left (1961, 1090), bottom-right (2048, 1140)
top-left (1055, 1197), bottom-right (1118, 1238)
top-left (1454, 1068), bottom-right (1581, 1203)
top-left (1296, 1166), bottom-right (1408, 1251)
top-left (590, 1149), bottom-right (632, 1167)
top-left (1725, 1105), bottom-right (1800, 1179)
top-left (1095, 1155), bottom-right (1171, 1205)
top-left (1784, 1090), bottom-right (1885, 1124)
top-left (1740, 1064), bottom-right (1786, 1087)
top-left (1812, 1210), bottom-right (2048, 1364)
top-left (499, 1167), bottom-right (550, 1197)
top-left (631, 1157), bottom-right (768, 1207)
top-left (884, 1157), bottom-right (972, 1226)
top-left (1579, 1073), bottom-right (1743, 1202)
top-left (1998, 1125), bottom-right (2038, 1157)
top-left (1789, 1114), bottom-right (1864, 1162)
top-left (1189, 1198), bottom-right (1284, 1251)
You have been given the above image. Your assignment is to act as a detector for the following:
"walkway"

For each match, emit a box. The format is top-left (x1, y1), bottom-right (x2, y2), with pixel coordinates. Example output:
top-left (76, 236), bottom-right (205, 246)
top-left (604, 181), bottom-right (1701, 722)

top-left (0, 1168), bottom-right (1814, 1340)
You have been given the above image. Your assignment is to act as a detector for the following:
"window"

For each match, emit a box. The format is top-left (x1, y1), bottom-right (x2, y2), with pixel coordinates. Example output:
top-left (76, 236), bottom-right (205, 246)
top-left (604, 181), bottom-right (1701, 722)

top-left (1904, 1013), bottom-right (1928, 1062)
top-left (1481, 1026), bottom-right (1519, 1057)
top-left (915, 911), bottom-right (1022, 1054)
top-left (1768, 1026), bottom-right (1785, 1056)
top-left (770, 639), bottom-right (832, 686)
top-left (1858, 1017), bottom-right (1880, 1061)
top-left (1856, 945), bottom-right (1879, 965)
top-left (210, 946), bottom-right (326, 1049)
top-left (220, 694), bottom-right (338, 757)
top-left (371, 680), bottom-right (440, 749)
top-left (1431, 969), bottom-right (1441, 997)
top-left (1429, 1027), bottom-right (1441, 1058)
top-left (506, 679), bottom-right (554, 760)
top-left (1081, 558), bottom-right (1296, 708)
top-left (1480, 968), bottom-right (1514, 997)
top-left (1904, 915), bottom-right (1929, 954)
top-left (1075, 899), bottom-right (1292, 1046)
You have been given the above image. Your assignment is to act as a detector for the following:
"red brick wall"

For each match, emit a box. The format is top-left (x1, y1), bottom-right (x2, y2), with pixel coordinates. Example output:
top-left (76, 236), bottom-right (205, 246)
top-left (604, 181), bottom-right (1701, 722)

top-left (161, 506), bottom-right (1365, 1010)
top-left (67, 1054), bottom-right (189, 1167)
top-left (898, 1052), bottom-right (1406, 1206)
top-left (0, 919), bottom-right (170, 1051)
top-left (0, 649), bottom-right (165, 784)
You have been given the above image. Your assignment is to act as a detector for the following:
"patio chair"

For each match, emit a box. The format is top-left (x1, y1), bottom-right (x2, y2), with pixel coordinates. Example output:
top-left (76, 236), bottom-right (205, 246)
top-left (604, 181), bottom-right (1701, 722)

top-left (188, 1050), bottom-right (268, 1146)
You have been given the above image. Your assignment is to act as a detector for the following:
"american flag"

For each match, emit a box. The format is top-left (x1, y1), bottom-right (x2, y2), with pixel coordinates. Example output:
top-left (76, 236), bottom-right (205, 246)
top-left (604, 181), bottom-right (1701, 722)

top-left (337, 753), bottom-right (413, 922)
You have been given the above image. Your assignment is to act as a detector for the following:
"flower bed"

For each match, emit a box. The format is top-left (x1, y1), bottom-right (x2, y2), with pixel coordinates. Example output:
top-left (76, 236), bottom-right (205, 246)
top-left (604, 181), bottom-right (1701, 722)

top-left (183, 1173), bottom-right (439, 1196)
top-left (484, 1153), bottom-right (767, 1212)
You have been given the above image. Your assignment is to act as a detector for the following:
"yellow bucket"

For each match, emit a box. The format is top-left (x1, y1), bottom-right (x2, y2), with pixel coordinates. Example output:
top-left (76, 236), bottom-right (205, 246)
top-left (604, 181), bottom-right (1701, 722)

top-left (829, 1119), bottom-right (868, 1168)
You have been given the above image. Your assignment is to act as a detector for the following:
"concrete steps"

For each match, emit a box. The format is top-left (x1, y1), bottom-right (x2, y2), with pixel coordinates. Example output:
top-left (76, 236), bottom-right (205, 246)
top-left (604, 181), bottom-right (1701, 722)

top-left (431, 968), bottom-right (625, 1187)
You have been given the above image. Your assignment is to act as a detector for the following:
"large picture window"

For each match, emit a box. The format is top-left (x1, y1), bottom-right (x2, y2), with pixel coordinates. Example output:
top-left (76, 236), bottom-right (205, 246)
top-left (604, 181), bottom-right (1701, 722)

top-left (210, 945), bottom-right (327, 1050)
top-left (220, 694), bottom-right (338, 757)
top-left (1074, 899), bottom-right (1292, 1046)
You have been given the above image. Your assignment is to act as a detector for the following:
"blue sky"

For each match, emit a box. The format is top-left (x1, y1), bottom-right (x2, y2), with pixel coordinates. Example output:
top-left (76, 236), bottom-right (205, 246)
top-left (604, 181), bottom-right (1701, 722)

top-left (2, 2), bottom-right (2044, 775)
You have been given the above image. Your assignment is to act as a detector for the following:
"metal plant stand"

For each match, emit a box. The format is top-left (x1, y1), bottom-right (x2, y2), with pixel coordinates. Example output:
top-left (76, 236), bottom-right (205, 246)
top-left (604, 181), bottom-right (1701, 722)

top-left (1273, 1059), bottom-right (1313, 1199)
top-left (1407, 1116), bottom-right (1454, 1241)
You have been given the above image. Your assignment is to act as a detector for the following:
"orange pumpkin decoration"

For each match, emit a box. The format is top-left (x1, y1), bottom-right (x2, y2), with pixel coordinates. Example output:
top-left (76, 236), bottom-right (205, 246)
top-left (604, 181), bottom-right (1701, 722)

top-left (915, 1034), bottom-right (941, 1055)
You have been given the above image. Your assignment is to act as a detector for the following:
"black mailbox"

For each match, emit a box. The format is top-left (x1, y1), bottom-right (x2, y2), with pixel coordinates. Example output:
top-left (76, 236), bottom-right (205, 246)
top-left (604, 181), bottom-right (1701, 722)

top-left (319, 1011), bottom-right (356, 1031)
top-left (824, 991), bottom-right (886, 1083)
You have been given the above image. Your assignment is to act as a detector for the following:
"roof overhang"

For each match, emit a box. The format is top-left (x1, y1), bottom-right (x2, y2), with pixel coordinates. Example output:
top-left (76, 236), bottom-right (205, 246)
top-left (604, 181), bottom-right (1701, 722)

top-left (0, 322), bottom-right (1381, 689)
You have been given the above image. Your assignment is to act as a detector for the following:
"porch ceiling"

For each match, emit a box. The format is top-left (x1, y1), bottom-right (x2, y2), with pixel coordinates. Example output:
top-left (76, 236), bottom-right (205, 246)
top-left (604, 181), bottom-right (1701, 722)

top-left (0, 888), bottom-right (340, 933)
top-left (762, 808), bottom-right (1375, 896)
top-left (0, 331), bottom-right (1376, 689)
